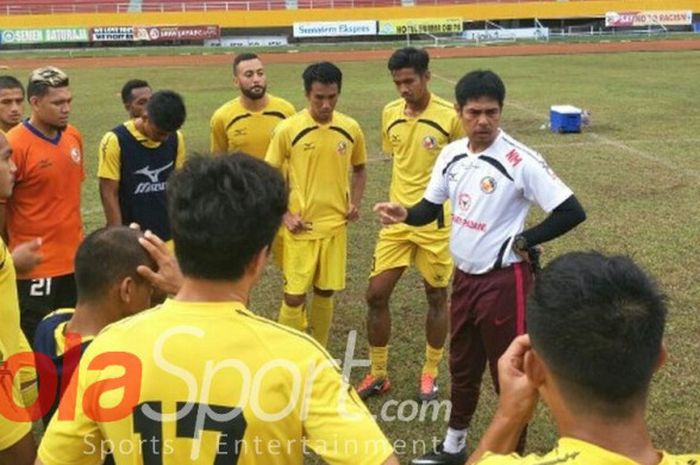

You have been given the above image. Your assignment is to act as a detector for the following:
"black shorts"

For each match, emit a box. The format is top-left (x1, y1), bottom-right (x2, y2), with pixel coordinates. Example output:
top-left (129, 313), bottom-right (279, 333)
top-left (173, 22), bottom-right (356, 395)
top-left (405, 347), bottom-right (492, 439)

top-left (17, 273), bottom-right (77, 343)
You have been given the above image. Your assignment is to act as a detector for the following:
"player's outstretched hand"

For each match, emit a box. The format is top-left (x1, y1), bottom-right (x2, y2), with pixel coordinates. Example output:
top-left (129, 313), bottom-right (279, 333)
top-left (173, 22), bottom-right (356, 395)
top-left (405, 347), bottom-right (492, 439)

top-left (283, 212), bottom-right (312, 234)
top-left (137, 229), bottom-right (183, 296)
top-left (346, 203), bottom-right (360, 222)
top-left (495, 334), bottom-right (539, 423)
top-left (11, 238), bottom-right (43, 275)
top-left (373, 202), bottom-right (407, 225)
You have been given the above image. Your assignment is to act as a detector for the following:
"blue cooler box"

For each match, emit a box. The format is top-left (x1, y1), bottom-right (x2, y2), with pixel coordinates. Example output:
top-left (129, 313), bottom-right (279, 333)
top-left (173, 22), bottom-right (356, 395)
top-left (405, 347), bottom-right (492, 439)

top-left (550, 105), bottom-right (582, 133)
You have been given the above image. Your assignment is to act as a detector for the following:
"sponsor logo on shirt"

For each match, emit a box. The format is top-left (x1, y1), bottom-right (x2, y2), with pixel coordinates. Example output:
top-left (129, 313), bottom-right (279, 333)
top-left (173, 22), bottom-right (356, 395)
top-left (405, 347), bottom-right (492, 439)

top-left (70, 147), bottom-right (81, 164)
top-left (134, 162), bottom-right (173, 194)
top-left (451, 214), bottom-right (487, 232)
top-left (458, 193), bottom-right (471, 211)
top-left (422, 135), bottom-right (437, 150)
top-left (337, 141), bottom-right (347, 155)
top-left (480, 176), bottom-right (496, 194)
top-left (303, 142), bottom-right (315, 151)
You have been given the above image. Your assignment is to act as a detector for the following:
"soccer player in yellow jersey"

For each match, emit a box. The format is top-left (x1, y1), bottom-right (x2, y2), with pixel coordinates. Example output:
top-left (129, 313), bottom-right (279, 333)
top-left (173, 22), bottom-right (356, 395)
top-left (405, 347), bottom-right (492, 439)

top-left (36, 154), bottom-right (397, 465)
top-left (0, 131), bottom-right (36, 465)
top-left (210, 53), bottom-right (295, 268)
top-left (265, 62), bottom-right (367, 347)
top-left (210, 53), bottom-right (296, 159)
top-left (466, 251), bottom-right (699, 465)
top-left (357, 48), bottom-right (462, 402)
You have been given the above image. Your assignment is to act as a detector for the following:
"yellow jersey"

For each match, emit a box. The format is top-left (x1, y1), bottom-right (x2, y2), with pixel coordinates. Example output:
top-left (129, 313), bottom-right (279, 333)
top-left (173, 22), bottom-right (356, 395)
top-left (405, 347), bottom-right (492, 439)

top-left (38, 299), bottom-right (393, 465)
top-left (97, 120), bottom-right (186, 181)
top-left (382, 93), bottom-right (462, 229)
top-left (265, 109), bottom-right (367, 240)
top-left (476, 437), bottom-right (700, 465)
top-left (210, 94), bottom-right (295, 159)
top-left (0, 237), bottom-right (32, 448)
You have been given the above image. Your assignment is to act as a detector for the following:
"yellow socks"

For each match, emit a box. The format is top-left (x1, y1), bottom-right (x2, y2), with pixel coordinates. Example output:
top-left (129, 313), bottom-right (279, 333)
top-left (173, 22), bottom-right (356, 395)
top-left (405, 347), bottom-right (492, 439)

top-left (309, 294), bottom-right (334, 347)
top-left (369, 346), bottom-right (389, 379)
top-left (278, 301), bottom-right (305, 331)
top-left (422, 344), bottom-right (444, 377)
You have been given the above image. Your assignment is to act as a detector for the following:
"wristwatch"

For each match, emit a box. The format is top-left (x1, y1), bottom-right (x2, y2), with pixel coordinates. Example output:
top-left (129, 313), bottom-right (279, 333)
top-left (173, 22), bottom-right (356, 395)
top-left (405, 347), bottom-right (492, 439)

top-left (512, 234), bottom-right (528, 252)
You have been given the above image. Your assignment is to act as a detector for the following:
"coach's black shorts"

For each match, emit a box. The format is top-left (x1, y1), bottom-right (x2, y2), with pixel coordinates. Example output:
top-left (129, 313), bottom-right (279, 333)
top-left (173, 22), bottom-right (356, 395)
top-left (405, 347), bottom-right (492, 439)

top-left (17, 273), bottom-right (77, 343)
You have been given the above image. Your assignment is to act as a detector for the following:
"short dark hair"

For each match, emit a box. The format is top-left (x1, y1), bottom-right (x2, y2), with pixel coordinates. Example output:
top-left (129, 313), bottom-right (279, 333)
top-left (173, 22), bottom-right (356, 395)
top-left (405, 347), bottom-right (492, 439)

top-left (302, 62), bottom-right (342, 94)
top-left (527, 251), bottom-right (667, 416)
top-left (387, 47), bottom-right (430, 75)
top-left (27, 66), bottom-right (69, 99)
top-left (233, 53), bottom-right (260, 75)
top-left (0, 75), bottom-right (24, 95)
top-left (168, 153), bottom-right (287, 281)
top-left (147, 90), bottom-right (186, 133)
top-left (75, 227), bottom-right (154, 302)
top-left (455, 70), bottom-right (506, 109)
top-left (121, 79), bottom-right (150, 104)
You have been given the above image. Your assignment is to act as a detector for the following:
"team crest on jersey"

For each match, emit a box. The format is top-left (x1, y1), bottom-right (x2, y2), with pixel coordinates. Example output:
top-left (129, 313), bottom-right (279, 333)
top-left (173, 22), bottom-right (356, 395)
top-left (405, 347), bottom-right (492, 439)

top-left (337, 141), bottom-right (348, 155)
top-left (422, 135), bottom-right (437, 150)
top-left (458, 193), bottom-right (472, 211)
top-left (69, 147), bottom-right (81, 164)
top-left (480, 176), bottom-right (496, 194)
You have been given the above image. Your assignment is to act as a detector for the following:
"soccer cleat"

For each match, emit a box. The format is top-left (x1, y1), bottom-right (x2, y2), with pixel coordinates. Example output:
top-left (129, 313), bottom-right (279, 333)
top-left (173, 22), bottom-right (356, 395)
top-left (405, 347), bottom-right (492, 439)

top-left (418, 373), bottom-right (439, 402)
top-left (356, 374), bottom-right (391, 400)
top-left (411, 443), bottom-right (467, 465)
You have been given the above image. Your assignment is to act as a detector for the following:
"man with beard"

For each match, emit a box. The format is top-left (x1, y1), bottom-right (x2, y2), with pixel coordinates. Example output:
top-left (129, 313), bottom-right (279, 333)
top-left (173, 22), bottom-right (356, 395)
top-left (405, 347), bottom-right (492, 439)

top-left (98, 90), bottom-right (186, 244)
top-left (211, 53), bottom-right (295, 268)
top-left (210, 53), bottom-right (296, 159)
top-left (2, 66), bottom-right (84, 342)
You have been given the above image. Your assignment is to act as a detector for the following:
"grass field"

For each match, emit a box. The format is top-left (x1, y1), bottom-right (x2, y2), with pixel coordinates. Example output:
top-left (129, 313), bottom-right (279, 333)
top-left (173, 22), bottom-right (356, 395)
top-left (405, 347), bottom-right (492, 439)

top-left (9, 48), bottom-right (700, 460)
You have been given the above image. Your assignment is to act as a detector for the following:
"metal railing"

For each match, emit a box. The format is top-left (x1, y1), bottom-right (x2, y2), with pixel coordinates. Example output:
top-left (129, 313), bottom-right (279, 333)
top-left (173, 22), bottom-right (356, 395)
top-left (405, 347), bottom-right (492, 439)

top-left (0, 0), bottom-right (563, 15)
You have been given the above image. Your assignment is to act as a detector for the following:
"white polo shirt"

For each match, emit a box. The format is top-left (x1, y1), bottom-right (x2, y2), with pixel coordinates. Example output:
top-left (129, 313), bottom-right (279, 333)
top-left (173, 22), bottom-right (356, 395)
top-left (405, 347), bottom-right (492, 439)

top-left (424, 129), bottom-right (573, 274)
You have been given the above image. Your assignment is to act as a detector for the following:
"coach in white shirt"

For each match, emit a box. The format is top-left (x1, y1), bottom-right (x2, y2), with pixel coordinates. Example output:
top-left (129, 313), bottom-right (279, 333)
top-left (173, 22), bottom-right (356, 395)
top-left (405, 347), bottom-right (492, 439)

top-left (374, 70), bottom-right (586, 465)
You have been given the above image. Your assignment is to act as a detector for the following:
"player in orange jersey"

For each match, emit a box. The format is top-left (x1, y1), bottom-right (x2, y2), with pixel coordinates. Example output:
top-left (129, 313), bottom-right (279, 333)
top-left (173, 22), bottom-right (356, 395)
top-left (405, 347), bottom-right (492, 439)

top-left (2, 66), bottom-right (84, 342)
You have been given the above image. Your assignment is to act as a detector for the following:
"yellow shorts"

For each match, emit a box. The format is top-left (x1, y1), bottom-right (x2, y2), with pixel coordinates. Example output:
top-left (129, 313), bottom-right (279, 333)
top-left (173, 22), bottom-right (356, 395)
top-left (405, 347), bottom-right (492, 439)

top-left (283, 228), bottom-right (346, 294)
top-left (369, 224), bottom-right (453, 287)
top-left (270, 227), bottom-right (285, 270)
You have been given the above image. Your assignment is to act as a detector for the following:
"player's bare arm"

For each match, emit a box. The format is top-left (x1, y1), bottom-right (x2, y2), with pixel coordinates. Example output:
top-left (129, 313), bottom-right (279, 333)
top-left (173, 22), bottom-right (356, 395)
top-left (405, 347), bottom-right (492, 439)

top-left (11, 237), bottom-right (43, 275)
top-left (347, 163), bottom-right (366, 222)
top-left (0, 432), bottom-right (35, 465)
top-left (98, 177), bottom-right (122, 226)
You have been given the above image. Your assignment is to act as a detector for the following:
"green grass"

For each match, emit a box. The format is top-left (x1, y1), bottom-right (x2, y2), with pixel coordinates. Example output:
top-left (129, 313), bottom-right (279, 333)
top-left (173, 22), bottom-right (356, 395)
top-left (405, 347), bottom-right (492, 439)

top-left (17, 48), bottom-right (700, 459)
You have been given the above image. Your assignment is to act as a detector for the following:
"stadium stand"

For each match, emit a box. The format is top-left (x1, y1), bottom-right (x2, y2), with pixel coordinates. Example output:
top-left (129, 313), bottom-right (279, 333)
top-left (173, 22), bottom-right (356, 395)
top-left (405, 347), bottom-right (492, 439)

top-left (0, 0), bottom-right (130, 14)
top-left (139, 0), bottom-right (286, 11)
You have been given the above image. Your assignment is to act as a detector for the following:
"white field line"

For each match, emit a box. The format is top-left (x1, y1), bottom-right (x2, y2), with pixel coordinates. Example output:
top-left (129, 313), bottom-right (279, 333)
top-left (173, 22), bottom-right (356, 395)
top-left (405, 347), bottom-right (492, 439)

top-left (431, 73), bottom-right (700, 180)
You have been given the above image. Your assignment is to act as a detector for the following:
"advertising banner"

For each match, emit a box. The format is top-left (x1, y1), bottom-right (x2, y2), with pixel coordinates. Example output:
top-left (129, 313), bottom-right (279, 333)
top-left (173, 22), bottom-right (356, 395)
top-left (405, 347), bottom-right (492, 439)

top-left (605, 10), bottom-right (692, 27)
top-left (133, 25), bottom-right (220, 42)
top-left (378, 18), bottom-right (462, 35)
top-left (293, 20), bottom-right (377, 38)
top-left (1, 28), bottom-right (88, 44)
top-left (91, 26), bottom-right (134, 42)
top-left (461, 27), bottom-right (549, 41)
top-left (205, 36), bottom-right (289, 47)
